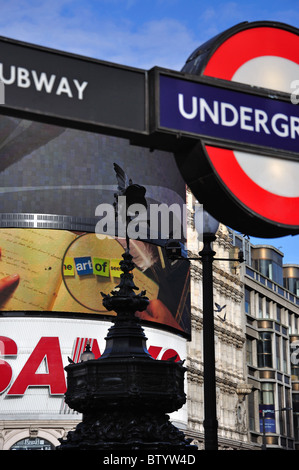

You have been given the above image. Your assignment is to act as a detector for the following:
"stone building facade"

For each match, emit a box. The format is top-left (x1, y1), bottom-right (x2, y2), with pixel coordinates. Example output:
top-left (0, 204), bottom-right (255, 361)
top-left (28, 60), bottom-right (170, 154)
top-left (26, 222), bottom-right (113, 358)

top-left (184, 189), bottom-right (253, 449)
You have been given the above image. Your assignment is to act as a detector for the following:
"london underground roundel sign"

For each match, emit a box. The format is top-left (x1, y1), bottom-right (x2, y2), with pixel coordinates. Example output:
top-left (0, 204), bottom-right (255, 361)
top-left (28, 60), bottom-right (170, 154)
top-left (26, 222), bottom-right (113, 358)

top-left (176, 21), bottom-right (299, 237)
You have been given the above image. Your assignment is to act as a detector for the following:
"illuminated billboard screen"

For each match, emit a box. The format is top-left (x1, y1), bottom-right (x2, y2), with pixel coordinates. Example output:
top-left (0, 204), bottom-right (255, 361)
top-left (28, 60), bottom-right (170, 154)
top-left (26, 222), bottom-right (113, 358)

top-left (0, 229), bottom-right (190, 336)
top-left (0, 107), bottom-right (190, 336)
top-left (0, 115), bottom-right (186, 236)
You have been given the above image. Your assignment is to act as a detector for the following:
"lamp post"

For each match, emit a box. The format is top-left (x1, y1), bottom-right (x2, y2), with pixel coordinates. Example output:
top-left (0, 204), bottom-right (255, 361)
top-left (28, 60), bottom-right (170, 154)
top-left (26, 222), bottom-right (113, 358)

top-left (166, 207), bottom-right (244, 451)
top-left (196, 210), bottom-right (219, 451)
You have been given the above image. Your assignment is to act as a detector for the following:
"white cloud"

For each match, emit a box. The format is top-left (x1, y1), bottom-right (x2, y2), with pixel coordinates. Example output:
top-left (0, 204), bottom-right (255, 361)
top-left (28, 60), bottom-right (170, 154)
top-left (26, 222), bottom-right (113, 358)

top-left (0, 0), bottom-right (199, 70)
top-left (106, 19), bottom-right (198, 69)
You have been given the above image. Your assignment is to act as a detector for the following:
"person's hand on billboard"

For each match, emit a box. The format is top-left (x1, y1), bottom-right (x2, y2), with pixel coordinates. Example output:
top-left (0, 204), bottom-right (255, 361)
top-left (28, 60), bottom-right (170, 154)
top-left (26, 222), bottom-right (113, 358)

top-left (0, 274), bottom-right (20, 294)
top-left (0, 248), bottom-right (20, 296)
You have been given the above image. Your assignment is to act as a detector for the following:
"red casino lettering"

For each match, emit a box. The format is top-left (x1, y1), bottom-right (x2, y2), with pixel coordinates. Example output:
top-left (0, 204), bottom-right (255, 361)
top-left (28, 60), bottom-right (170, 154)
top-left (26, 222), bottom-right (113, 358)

top-left (0, 336), bottom-right (18, 393)
top-left (148, 345), bottom-right (162, 359)
top-left (1, 336), bottom-right (181, 396)
top-left (161, 348), bottom-right (181, 361)
top-left (7, 337), bottom-right (66, 396)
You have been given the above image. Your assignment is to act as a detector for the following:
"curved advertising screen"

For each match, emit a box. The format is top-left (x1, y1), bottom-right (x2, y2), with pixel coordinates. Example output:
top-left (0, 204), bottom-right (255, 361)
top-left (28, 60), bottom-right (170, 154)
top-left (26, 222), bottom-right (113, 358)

top-left (0, 115), bottom-right (186, 234)
top-left (0, 228), bottom-right (190, 336)
top-left (0, 113), bottom-right (190, 336)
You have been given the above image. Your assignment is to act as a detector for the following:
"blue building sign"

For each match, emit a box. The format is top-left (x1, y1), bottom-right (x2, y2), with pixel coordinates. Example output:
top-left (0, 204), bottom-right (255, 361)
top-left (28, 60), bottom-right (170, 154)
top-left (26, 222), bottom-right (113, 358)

top-left (159, 74), bottom-right (299, 157)
top-left (259, 404), bottom-right (276, 433)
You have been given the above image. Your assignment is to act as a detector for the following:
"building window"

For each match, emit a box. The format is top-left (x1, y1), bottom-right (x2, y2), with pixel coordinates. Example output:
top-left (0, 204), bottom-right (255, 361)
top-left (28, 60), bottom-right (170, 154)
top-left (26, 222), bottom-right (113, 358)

top-left (258, 295), bottom-right (264, 318)
top-left (260, 382), bottom-right (274, 405)
top-left (245, 287), bottom-right (251, 315)
top-left (253, 257), bottom-right (283, 285)
top-left (284, 277), bottom-right (299, 296)
top-left (276, 305), bottom-right (281, 322)
top-left (291, 340), bottom-right (299, 380)
top-left (294, 413), bottom-right (299, 441)
top-left (293, 393), bottom-right (299, 413)
top-left (248, 390), bottom-right (256, 431)
top-left (258, 296), bottom-right (271, 319)
top-left (278, 384), bottom-right (285, 435)
top-left (266, 299), bottom-right (270, 318)
top-left (276, 335), bottom-right (281, 371)
top-left (246, 338), bottom-right (253, 365)
top-left (283, 338), bottom-right (288, 374)
top-left (285, 388), bottom-right (292, 437)
top-left (257, 332), bottom-right (273, 368)
top-left (293, 392), bottom-right (299, 440)
top-left (259, 383), bottom-right (275, 435)
top-left (289, 312), bottom-right (292, 334)
top-left (291, 363), bottom-right (299, 381)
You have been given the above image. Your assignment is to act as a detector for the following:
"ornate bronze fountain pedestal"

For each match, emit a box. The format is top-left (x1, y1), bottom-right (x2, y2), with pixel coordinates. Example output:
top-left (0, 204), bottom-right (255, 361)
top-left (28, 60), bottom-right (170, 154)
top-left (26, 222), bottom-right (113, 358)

top-left (57, 249), bottom-right (191, 451)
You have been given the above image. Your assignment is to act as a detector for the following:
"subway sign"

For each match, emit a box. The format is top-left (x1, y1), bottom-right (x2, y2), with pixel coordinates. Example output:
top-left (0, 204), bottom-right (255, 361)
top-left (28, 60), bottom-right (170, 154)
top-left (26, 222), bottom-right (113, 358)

top-left (0, 35), bottom-right (146, 135)
top-left (170, 21), bottom-right (299, 237)
top-left (158, 75), bottom-right (299, 156)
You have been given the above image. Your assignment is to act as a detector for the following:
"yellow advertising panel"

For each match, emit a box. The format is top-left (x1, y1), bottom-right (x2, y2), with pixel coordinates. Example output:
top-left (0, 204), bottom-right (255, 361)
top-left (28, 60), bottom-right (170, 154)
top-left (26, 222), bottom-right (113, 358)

top-left (0, 229), bottom-right (190, 336)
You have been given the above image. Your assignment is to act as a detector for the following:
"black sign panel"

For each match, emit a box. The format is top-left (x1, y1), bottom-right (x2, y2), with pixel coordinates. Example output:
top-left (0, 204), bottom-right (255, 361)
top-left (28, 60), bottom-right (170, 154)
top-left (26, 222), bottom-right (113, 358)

top-left (0, 36), bottom-right (147, 135)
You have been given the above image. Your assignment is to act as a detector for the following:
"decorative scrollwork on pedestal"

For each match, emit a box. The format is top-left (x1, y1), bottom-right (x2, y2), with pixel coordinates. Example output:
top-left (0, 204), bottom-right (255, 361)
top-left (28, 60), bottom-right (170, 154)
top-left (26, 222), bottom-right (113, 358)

top-left (58, 410), bottom-right (192, 450)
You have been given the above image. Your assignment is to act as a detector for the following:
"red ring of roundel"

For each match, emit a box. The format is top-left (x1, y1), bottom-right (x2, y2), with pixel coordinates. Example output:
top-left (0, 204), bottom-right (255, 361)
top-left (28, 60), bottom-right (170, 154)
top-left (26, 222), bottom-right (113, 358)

top-left (203, 26), bottom-right (299, 227)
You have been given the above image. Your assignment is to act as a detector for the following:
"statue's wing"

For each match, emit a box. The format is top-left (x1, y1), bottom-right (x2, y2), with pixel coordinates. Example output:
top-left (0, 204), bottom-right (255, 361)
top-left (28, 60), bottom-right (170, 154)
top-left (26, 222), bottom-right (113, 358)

top-left (113, 162), bottom-right (130, 193)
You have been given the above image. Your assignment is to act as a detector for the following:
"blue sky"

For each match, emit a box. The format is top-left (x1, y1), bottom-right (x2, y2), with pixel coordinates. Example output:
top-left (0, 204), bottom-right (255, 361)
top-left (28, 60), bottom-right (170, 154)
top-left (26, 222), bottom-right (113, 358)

top-left (0, 0), bottom-right (298, 263)
top-left (0, 0), bottom-right (298, 70)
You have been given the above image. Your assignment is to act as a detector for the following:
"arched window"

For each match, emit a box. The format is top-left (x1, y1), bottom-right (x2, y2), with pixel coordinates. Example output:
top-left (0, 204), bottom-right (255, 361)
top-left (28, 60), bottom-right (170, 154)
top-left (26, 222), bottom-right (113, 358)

top-left (10, 437), bottom-right (55, 450)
